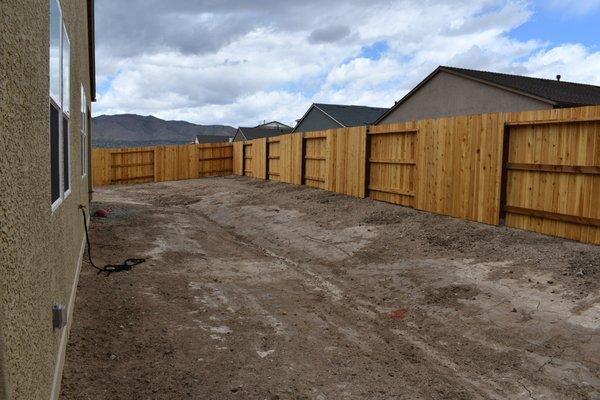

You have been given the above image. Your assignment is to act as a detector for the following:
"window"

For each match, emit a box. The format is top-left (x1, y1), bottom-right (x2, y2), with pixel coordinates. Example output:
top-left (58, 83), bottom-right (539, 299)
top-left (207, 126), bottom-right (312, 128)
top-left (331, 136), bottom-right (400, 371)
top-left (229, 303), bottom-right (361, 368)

top-left (50, 0), bottom-right (61, 206)
top-left (49, 0), bottom-right (71, 210)
top-left (81, 86), bottom-right (88, 178)
top-left (63, 27), bottom-right (71, 196)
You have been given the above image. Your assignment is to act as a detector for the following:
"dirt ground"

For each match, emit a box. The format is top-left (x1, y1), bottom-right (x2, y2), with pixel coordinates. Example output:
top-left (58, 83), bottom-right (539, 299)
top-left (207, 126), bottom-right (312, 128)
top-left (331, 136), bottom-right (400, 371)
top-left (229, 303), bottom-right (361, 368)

top-left (61, 176), bottom-right (600, 400)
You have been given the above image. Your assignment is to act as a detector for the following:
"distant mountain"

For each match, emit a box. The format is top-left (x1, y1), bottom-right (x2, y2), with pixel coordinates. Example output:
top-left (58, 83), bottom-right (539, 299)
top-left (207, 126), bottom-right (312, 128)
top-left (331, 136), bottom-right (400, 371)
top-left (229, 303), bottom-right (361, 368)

top-left (92, 114), bottom-right (236, 148)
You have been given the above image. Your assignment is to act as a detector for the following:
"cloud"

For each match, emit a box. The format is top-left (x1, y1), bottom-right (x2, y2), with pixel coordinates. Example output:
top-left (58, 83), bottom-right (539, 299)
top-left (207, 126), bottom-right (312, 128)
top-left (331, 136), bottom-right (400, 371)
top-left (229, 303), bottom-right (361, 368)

top-left (308, 25), bottom-right (352, 44)
top-left (93, 0), bottom-right (600, 128)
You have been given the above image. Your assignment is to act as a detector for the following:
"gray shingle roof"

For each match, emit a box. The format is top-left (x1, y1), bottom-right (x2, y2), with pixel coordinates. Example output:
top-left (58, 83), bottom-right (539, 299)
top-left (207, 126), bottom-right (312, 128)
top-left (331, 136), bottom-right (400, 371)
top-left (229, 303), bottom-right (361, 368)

top-left (195, 135), bottom-right (233, 144)
top-left (442, 66), bottom-right (600, 107)
top-left (238, 126), bottom-right (292, 140)
top-left (314, 103), bottom-right (388, 127)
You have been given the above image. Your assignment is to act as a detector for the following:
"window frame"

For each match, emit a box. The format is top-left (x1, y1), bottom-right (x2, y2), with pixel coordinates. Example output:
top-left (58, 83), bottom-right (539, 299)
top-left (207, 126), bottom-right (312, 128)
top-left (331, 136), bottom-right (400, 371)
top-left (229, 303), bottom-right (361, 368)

top-left (50, 0), bottom-right (64, 212)
top-left (49, 0), bottom-right (72, 212)
top-left (62, 27), bottom-right (71, 199)
top-left (81, 85), bottom-right (88, 179)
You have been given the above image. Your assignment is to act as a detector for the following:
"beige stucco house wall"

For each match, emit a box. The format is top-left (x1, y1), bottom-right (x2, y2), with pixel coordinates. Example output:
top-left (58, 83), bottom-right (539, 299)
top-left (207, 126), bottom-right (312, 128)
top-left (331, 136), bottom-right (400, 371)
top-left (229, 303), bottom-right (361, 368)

top-left (0, 1), bottom-right (95, 399)
top-left (378, 70), bottom-right (552, 124)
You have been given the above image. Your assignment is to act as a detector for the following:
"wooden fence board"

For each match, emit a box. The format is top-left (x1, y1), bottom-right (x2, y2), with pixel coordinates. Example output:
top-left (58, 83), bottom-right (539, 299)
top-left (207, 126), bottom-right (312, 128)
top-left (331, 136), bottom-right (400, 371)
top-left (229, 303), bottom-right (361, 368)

top-left (252, 138), bottom-right (268, 180)
top-left (243, 142), bottom-right (253, 176)
top-left (233, 142), bottom-right (244, 176)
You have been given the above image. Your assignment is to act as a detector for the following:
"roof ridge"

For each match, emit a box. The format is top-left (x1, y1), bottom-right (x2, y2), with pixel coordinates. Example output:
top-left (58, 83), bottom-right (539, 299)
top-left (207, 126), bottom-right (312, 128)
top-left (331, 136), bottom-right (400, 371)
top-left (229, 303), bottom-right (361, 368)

top-left (314, 102), bottom-right (387, 109)
top-left (441, 65), bottom-right (600, 89)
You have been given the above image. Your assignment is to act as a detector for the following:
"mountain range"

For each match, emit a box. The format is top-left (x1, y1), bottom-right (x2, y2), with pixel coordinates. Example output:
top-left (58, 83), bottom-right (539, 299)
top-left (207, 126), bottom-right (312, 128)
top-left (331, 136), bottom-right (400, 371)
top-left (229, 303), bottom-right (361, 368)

top-left (92, 114), bottom-right (236, 148)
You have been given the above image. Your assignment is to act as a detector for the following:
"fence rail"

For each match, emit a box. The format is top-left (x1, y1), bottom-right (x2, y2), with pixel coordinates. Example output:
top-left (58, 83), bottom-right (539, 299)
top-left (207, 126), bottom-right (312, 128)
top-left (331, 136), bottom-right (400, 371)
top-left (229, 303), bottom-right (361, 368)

top-left (91, 105), bottom-right (600, 245)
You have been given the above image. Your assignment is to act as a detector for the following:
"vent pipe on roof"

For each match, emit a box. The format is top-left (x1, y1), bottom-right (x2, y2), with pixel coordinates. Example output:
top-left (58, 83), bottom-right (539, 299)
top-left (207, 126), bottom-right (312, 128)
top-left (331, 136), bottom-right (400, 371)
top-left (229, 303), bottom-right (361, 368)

top-left (556, 75), bottom-right (561, 82)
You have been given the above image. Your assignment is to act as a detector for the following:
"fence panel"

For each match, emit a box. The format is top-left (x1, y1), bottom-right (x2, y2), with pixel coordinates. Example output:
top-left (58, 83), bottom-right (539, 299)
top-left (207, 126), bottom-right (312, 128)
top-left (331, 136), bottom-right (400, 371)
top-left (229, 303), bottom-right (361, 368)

top-left (252, 138), bottom-right (268, 180)
top-left (367, 126), bottom-right (416, 207)
top-left (243, 143), bottom-right (253, 177)
top-left (233, 142), bottom-right (244, 175)
top-left (110, 148), bottom-right (155, 184)
top-left (198, 143), bottom-right (233, 177)
top-left (414, 113), bottom-right (505, 225)
top-left (267, 137), bottom-right (281, 181)
top-left (278, 133), bottom-right (303, 185)
top-left (92, 143), bottom-right (233, 187)
top-left (504, 120), bottom-right (600, 245)
top-left (91, 148), bottom-right (111, 186)
top-left (155, 144), bottom-right (195, 182)
top-left (302, 132), bottom-right (328, 190)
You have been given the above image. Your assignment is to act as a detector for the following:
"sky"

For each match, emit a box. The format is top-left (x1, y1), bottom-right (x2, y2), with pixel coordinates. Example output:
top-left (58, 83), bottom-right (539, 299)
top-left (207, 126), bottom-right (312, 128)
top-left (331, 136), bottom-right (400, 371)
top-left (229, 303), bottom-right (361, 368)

top-left (93, 0), bottom-right (600, 127)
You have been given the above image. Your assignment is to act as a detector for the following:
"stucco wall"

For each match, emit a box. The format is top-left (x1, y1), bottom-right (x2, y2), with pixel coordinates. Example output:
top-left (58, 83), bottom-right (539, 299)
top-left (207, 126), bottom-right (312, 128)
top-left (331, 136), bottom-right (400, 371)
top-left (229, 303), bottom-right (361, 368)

top-left (293, 107), bottom-right (342, 133)
top-left (0, 1), bottom-right (93, 399)
top-left (379, 71), bottom-right (552, 124)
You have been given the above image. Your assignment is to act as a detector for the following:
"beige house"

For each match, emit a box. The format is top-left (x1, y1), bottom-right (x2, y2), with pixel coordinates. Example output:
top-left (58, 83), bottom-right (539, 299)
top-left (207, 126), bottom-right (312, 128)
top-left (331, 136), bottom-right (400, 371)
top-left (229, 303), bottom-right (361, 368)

top-left (377, 66), bottom-right (600, 124)
top-left (0, 1), bottom-right (95, 399)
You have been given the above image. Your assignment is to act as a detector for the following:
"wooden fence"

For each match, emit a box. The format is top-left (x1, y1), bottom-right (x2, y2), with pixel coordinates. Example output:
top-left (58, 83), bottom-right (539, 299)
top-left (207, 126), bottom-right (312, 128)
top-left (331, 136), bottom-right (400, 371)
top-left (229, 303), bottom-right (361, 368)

top-left (90, 106), bottom-right (599, 245)
top-left (232, 106), bottom-right (600, 245)
top-left (92, 142), bottom-right (233, 186)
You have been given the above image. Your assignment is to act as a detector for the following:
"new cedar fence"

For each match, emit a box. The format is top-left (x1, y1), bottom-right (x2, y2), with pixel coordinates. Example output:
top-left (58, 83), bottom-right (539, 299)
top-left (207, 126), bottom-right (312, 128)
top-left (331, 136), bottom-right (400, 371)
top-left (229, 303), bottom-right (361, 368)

top-left (232, 106), bottom-right (600, 245)
top-left (92, 105), bottom-right (600, 245)
top-left (92, 142), bottom-right (233, 186)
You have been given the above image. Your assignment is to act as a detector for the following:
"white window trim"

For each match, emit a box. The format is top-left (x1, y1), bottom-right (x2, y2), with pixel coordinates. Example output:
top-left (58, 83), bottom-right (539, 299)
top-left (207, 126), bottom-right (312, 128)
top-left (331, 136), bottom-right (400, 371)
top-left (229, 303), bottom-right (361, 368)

top-left (81, 85), bottom-right (88, 179)
top-left (63, 27), bottom-right (71, 200)
top-left (50, 0), bottom-right (64, 212)
top-left (50, 0), bottom-right (72, 212)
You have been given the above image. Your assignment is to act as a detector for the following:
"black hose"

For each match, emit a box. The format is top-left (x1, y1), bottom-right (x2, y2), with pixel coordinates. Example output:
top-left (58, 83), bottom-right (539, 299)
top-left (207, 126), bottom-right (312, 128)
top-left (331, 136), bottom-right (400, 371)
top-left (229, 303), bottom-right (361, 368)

top-left (80, 207), bottom-right (145, 276)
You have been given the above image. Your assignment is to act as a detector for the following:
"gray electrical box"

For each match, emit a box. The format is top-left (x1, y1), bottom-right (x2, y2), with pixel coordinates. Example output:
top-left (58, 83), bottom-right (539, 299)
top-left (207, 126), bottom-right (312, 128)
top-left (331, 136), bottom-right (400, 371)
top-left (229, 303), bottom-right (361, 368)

top-left (52, 304), bottom-right (67, 330)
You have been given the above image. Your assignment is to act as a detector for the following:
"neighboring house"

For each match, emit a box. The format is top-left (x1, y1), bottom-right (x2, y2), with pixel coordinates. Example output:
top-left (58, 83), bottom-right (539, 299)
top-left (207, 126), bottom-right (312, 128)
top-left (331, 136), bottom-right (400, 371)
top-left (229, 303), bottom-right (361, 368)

top-left (376, 66), bottom-right (600, 124)
top-left (0, 1), bottom-right (96, 400)
top-left (194, 135), bottom-right (233, 144)
top-left (233, 121), bottom-right (293, 142)
top-left (292, 103), bottom-right (388, 133)
top-left (256, 121), bottom-right (290, 129)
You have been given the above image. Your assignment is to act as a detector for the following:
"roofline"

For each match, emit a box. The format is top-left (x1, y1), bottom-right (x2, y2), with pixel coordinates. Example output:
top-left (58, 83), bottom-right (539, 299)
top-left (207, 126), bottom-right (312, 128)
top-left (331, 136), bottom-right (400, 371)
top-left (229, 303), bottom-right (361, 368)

top-left (87, 0), bottom-right (96, 102)
top-left (313, 104), bottom-right (347, 127)
top-left (260, 120), bottom-right (293, 129)
top-left (292, 103), bottom-right (345, 133)
top-left (374, 66), bottom-right (558, 124)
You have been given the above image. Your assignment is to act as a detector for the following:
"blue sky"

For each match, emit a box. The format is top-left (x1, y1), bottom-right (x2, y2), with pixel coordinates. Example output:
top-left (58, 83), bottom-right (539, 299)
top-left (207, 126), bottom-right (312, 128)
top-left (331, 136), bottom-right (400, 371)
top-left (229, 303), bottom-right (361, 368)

top-left (94, 0), bottom-right (600, 126)
top-left (511, 1), bottom-right (600, 48)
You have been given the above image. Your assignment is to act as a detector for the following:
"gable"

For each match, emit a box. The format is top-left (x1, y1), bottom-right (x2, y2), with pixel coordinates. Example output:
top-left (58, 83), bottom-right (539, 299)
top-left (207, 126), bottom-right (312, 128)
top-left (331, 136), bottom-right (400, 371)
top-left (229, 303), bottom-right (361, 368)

top-left (293, 106), bottom-right (343, 133)
top-left (379, 70), bottom-right (552, 124)
top-left (233, 129), bottom-right (246, 142)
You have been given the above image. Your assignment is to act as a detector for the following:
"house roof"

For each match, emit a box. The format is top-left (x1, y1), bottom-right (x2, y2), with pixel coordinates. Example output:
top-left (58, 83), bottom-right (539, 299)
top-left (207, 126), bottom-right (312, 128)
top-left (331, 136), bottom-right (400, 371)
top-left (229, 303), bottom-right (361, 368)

top-left (376, 65), bottom-right (600, 123)
top-left (237, 125), bottom-right (293, 140)
top-left (260, 121), bottom-right (293, 129)
top-left (293, 103), bottom-right (388, 132)
top-left (195, 135), bottom-right (232, 144)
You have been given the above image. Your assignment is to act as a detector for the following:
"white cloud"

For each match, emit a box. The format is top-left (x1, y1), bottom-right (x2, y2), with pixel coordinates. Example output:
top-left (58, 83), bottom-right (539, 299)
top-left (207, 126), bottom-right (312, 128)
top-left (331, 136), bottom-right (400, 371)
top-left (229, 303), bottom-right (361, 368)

top-left (93, 0), bottom-right (600, 127)
top-left (524, 44), bottom-right (600, 84)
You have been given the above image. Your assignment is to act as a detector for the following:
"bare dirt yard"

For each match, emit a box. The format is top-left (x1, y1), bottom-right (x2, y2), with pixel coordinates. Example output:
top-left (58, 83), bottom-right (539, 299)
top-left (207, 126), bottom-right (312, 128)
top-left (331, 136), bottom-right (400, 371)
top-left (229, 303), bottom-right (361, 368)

top-left (61, 176), bottom-right (600, 400)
